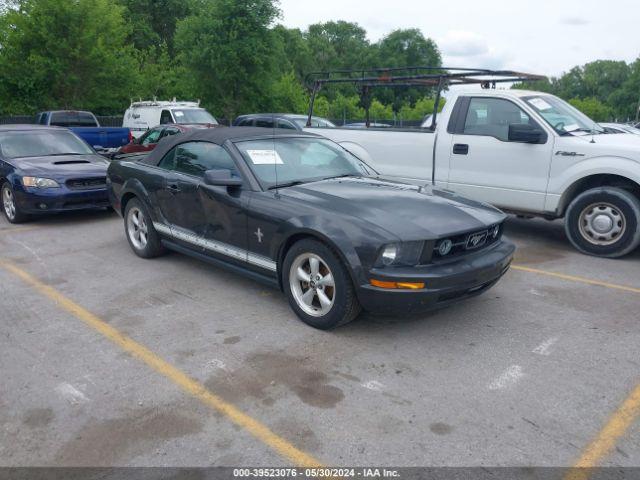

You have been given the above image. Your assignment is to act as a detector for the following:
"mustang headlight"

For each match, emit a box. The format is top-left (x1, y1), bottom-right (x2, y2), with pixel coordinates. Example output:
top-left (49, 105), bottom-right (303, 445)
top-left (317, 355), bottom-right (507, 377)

top-left (22, 176), bottom-right (60, 188)
top-left (376, 241), bottom-right (424, 267)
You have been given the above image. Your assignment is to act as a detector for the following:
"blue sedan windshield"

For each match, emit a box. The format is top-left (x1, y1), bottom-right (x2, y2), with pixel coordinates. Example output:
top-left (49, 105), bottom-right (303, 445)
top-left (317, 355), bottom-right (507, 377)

top-left (0, 130), bottom-right (94, 159)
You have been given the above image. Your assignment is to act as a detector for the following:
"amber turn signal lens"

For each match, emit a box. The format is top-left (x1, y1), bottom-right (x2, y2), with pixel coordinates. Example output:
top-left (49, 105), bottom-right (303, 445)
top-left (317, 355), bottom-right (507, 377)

top-left (370, 279), bottom-right (425, 290)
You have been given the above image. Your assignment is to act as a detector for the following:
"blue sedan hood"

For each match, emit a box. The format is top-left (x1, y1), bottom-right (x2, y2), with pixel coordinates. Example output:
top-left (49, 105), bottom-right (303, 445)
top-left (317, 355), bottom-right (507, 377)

top-left (11, 154), bottom-right (108, 179)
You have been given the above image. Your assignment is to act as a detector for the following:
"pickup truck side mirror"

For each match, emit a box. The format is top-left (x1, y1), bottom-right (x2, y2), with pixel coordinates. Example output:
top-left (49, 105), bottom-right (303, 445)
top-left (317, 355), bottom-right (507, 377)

top-left (508, 124), bottom-right (546, 144)
top-left (204, 169), bottom-right (243, 187)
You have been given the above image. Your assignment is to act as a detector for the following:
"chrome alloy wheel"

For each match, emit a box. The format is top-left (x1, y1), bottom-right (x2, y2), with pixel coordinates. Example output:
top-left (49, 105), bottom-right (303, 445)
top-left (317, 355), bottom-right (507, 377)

top-left (289, 253), bottom-right (335, 317)
top-left (2, 185), bottom-right (16, 220)
top-left (578, 202), bottom-right (626, 246)
top-left (127, 206), bottom-right (149, 250)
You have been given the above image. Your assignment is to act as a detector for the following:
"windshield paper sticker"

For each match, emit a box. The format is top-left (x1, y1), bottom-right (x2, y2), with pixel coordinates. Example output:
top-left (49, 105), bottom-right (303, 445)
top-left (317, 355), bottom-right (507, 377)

top-left (529, 98), bottom-right (552, 111)
top-left (174, 111), bottom-right (184, 117)
top-left (246, 150), bottom-right (284, 165)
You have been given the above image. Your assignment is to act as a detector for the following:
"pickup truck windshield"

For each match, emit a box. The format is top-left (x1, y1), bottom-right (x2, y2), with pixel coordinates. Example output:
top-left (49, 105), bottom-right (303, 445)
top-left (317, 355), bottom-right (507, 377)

top-left (523, 95), bottom-right (604, 135)
top-left (235, 137), bottom-right (374, 189)
top-left (49, 111), bottom-right (98, 127)
top-left (172, 109), bottom-right (218, 124)
top-left (0, 130), bottom-right (94, 159)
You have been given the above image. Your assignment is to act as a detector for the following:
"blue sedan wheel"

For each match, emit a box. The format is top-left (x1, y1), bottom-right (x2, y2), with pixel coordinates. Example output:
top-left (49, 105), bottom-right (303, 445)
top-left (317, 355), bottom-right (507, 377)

top-left (1, 183), bottom-right (27, 224)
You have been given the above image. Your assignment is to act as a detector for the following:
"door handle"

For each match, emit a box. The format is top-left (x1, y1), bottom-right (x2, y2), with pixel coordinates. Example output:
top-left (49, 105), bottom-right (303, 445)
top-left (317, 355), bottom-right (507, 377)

top-left (167, 183), bottom-right (181, 194)
top-left (453, 143), bottom-right (469, 155)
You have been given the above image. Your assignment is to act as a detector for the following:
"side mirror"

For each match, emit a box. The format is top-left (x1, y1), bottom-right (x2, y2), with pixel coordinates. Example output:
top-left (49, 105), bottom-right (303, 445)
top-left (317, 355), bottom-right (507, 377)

top-left (508, 124), bottom-right (546, 143)
top-left (204, 169), bottom-right (243, 187)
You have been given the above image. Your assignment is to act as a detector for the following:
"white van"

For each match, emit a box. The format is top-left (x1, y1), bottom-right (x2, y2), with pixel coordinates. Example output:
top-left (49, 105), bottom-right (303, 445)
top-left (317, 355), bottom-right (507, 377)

top-left (123, 100), bottom-right (218, 138)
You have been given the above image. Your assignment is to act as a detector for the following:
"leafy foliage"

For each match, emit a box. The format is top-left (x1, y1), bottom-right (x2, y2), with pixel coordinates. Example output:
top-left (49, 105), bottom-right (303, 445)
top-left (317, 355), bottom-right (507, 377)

top-left (568, 98), bottom-right (612, 122)
top-left (13, 0), bottom-right (639, 126)
top-left (0, 0), bottom-right (138, 114)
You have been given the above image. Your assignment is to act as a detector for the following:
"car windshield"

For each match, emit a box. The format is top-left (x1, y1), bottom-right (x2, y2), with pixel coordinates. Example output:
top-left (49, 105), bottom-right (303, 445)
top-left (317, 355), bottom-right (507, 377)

top-left (292, 116), bottom-right (336, 129)
top-left (523, 95), bottom-right (604, 135)
top-left (171, 109), bottom-right (218, 124)
top-left (235, 137), bottom-right (374, 189)
top-left (0, 130), bottom-right (94, 159)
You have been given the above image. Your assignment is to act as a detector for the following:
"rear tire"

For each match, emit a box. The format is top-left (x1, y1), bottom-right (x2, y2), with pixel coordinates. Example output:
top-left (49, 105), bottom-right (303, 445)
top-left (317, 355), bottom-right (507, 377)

top-left (1, 182), bottom-right (29, 224)
top-left (564, 187), bottom-right (640, 258)
top-left (124, 198), bottom-right (166, 258)
top-left (283, 239), bottom-right (361, 330)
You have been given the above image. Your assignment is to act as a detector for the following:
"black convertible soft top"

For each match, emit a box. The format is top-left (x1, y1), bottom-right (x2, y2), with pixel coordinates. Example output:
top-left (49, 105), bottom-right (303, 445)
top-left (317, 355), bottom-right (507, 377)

top-left (142, 126), bottom-right (319, 165)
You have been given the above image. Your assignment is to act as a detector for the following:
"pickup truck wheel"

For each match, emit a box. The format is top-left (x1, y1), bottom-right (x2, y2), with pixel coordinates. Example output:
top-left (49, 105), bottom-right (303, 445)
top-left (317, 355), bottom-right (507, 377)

top-left (283, 239), bottom-right (361, 330)
top-left (565, 187), bottom-right (640, 258)
top-left (124, 198), bottom-right (165, 258)
top-left (2, 182), bottom-right (28, 224)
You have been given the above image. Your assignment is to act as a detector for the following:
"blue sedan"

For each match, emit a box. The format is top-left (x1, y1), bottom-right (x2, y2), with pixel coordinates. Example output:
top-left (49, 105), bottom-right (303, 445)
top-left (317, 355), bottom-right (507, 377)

top-left (0, 125), bottom-right (110, 223)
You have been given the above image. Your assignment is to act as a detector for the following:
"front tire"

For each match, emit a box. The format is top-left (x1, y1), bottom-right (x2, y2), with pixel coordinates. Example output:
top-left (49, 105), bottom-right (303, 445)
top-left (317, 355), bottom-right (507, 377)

top-left (124, 198), bottom-right (165, 258)
top-left (565, 187), bottom-right (640, 258)
top-left (283, 239), bottom-right (361, 330)
top-left (2, 182), bottom-right (28, 224)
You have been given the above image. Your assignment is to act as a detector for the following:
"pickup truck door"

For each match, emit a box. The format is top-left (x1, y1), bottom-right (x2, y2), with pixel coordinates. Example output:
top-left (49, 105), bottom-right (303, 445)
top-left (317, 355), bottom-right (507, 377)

top-left (446, 96), bottom-right (554, 212)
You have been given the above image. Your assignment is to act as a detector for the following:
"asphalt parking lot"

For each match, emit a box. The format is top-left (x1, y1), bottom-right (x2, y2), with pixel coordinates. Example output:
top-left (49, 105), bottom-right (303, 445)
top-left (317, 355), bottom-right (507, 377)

top-left (1, 211), bottom-right (639, 470)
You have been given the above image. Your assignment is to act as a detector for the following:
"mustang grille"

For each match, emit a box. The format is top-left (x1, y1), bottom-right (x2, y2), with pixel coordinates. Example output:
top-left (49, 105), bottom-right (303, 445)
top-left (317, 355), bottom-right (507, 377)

top-left (66, 177), bottom-right (107, 190)
top-left (424, 223), bottom-right (504, 263)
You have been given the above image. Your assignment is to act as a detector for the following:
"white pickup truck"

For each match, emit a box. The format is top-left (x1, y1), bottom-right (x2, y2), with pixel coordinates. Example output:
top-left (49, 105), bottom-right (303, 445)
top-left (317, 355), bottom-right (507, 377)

top-left (306, 89), bottom-right (640, 258)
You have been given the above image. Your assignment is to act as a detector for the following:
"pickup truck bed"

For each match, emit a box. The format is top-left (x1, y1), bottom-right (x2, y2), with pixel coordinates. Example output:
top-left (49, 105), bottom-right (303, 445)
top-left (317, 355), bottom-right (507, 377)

top-left (36, 110), bottom-right (131, 151)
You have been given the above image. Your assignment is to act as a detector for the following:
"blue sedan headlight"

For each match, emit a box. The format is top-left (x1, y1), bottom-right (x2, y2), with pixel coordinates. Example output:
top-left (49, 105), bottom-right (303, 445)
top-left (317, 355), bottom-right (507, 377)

top-left (376, 241), bottom-right (424, 267)
top-left (22, 176), bottom-right (61, 188)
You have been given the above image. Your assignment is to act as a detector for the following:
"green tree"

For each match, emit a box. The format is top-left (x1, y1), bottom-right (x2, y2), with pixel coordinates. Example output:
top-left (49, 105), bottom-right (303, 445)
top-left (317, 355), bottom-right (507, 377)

top-left (374, 29), bottom-right (442, 111)
top-left (312, 96), bottom-right (330, 118)
top-left (568, 97), bottom-right (612, 122)
top-left (605, 58), bottom-right (640, 120)
top-left (270, 72), bottom-right (308, 113)
top-left (368, 99), bottom-right (393, 122)
top-left (0, 0), bottom-right (138, 114)
top-left (326, 94), bottom-right (364, 122)
top-left (135, 44), bottom-right (195, 101)
top-left (305, 20), bottom-right (371, 73)
top-left (553, 66), bottom-right (585, 99)
top-left (272, 25), bottom-right (312, 81)
top-left (118, 0), bottom-right (192, 53)
top-left (175, 0), bottom-right (281, 121)
top-left (582, 60), bottom-right (630, 103)
top-left (398, 96), bottom-right (445, 121)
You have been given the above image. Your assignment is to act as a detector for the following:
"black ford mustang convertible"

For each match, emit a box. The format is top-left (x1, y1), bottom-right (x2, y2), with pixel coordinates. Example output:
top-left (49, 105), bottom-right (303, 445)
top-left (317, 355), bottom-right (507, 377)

top-left (107, 127), bottom-right (514, 329)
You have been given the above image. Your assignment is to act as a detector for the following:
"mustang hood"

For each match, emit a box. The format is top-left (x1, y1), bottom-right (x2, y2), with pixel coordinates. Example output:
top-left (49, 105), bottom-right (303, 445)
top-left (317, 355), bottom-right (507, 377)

top-left (11, 154), bottom-right (109, 179)
top-left (282, 177), bottom-right (506, 240)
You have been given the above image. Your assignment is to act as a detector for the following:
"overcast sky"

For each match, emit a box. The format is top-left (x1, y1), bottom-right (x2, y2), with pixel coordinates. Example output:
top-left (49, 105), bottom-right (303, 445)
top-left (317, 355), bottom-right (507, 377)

top-left (278, 0), bottom-right (640, 77)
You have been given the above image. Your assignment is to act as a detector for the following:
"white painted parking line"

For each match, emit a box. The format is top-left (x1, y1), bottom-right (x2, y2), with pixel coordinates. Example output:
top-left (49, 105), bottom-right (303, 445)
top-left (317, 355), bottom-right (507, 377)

top-left (207, 358), bottom-right (228, 370)
top-left (532, 337), bottom-right (559, 356)
top-left (55, 382), bottom-right (89, 405)
top-left (488, 365), bottom-right (524, 391)
top-left (362, 380), bottom-right (385, 392)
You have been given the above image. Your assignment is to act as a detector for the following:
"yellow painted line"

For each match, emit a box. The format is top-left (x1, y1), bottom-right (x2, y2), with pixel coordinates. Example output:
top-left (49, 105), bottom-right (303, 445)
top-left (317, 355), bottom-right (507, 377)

top-left (564, 383), bottom-right (640, 480)
top-left (511, 265), bottom-right (640, 294)
top-left (0, 258), bottom-right (322, 467)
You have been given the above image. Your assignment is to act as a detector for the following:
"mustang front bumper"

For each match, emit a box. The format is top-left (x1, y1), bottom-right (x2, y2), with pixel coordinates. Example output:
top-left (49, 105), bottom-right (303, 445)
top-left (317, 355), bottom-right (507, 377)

top-left (357, 239), bottom-right (515, 314)
top-left (14, 185), bottom-right (110, 214)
